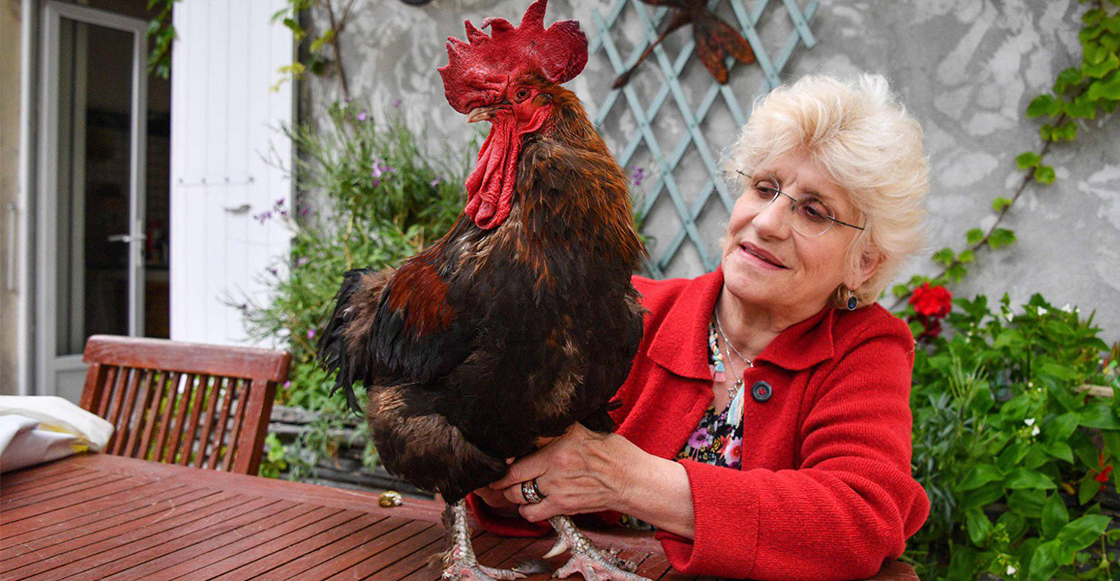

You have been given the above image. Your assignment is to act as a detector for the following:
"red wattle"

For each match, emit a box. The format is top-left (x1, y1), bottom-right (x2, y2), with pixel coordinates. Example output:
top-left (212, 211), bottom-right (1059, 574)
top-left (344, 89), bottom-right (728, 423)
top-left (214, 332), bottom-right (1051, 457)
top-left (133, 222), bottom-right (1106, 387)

top-left (463, 108), bottom-right (549, 230)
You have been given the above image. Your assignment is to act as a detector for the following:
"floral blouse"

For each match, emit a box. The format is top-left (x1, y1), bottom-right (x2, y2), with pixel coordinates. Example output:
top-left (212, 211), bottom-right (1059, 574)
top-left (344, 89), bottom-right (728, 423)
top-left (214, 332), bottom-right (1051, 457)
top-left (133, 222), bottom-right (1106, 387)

top-left (675, 319), bottom-right (745, 469)
top-left (619, 319), bottom-right (744, 531)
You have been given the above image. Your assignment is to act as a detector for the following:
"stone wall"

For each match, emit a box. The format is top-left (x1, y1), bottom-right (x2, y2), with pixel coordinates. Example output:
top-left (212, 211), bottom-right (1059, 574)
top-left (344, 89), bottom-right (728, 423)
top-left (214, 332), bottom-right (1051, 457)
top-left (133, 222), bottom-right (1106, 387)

top-left (301, 0), bottom-right (1120, 342)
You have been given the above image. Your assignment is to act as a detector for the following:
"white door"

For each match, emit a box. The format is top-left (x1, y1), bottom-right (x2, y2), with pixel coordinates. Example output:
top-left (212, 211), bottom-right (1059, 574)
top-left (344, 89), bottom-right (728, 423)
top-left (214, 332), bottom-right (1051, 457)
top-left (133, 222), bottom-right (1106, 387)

top-left (36, 1), bottom-right (148, 402)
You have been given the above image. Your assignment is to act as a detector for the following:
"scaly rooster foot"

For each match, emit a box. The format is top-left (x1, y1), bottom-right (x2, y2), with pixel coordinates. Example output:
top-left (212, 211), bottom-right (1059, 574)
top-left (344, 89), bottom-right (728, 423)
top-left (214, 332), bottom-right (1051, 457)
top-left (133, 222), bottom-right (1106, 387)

top-left (442, 500), bottom-right (526, 581)
top-left (441, 563), bottom-right (526, 581)
top-left (546, 516), bottom-right (652, 581)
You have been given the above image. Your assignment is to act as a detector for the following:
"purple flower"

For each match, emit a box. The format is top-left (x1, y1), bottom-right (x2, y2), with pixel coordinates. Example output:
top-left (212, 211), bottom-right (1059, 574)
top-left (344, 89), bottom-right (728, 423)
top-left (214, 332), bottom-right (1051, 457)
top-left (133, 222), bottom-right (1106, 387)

top-left (430, 177), bottom-right (442, 187)
top-left (275, 198), bottom-right (285, 208)
top-left (372, 178), bottom-right (379, 188)
top-left (283, 380), bottom-right (291, 390)
top-left (307, 329), bottom-right (316, 339)
top-left (630, 167), bottom-right (647, 187)
top-left (296, 257), bottom-right (309, 266)
top-left (357, 110), bottom-right (368, 121)
top-left (393, 98), bottom-right (402, 108)
top-left (299, 205), bottom-right (310, 216)
top-left (267, 266), bottom-right (278, 276)
top-left (687, 427), bottom-right (711, 449)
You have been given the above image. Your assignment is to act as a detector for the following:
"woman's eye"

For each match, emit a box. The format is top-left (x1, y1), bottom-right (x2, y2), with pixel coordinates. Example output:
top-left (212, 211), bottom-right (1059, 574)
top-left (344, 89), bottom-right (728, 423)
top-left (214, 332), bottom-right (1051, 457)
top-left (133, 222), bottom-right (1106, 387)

top-left (799, 201), bottom-right (830, 223)
top-left (754, 185), bottom-right (777, 199)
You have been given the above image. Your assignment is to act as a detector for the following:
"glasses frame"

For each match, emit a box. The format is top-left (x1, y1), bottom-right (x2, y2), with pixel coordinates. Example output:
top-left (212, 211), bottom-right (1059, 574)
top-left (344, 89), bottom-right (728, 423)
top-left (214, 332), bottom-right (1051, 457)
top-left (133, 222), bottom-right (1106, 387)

top-left (735, 170), bottom-right (865, 236)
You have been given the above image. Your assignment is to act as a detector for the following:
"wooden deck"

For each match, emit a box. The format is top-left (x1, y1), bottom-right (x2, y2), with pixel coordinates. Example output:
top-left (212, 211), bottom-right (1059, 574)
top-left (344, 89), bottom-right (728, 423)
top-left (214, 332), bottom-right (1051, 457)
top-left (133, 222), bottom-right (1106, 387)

top-left (0, 454), bottom-right (918, 580)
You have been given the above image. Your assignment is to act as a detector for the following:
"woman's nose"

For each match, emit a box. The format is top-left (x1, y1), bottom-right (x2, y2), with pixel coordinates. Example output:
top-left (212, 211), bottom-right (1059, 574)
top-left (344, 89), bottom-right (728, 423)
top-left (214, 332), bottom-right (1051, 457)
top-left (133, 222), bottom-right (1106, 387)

top-left (752, 194), bottom-right (793, 240)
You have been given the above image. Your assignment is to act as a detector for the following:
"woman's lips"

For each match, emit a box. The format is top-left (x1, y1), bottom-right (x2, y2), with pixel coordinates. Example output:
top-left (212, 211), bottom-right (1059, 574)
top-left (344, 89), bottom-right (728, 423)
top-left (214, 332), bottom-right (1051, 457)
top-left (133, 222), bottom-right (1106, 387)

top-left (739, 242), bottom-right (787, 269)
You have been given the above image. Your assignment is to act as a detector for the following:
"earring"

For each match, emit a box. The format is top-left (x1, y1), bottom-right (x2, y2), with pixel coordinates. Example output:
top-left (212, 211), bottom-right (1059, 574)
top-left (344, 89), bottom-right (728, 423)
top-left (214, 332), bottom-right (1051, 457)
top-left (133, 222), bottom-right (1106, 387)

top-left (846, 289), bottom-right (858, 311)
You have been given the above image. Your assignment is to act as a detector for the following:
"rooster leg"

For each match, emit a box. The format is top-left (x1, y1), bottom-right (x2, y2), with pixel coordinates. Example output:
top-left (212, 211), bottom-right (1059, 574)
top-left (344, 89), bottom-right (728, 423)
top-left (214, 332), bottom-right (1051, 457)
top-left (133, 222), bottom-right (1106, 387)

top-left (442, 500), bottom-right (526, 581)
top-left (546, 516), bottom-right (652, 581)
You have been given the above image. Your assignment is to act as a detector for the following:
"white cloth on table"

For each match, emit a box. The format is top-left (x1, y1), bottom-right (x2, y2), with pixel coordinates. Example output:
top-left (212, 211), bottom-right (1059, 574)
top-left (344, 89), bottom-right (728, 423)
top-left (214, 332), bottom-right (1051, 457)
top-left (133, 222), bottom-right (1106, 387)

top-left (0, 396), bottom-right (114, 473)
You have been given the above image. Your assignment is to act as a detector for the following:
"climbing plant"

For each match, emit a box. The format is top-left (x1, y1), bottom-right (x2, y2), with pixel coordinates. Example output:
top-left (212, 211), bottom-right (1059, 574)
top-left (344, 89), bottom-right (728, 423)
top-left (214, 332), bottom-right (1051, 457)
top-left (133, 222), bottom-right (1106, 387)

top-left (891, 0), bottom-right (1120, 310)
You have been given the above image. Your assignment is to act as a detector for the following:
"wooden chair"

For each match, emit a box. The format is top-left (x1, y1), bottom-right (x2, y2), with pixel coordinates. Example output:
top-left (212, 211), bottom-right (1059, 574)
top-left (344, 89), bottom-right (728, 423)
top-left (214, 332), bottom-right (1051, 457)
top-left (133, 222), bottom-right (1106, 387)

top-left (79, 334), bottom-right (291, 475)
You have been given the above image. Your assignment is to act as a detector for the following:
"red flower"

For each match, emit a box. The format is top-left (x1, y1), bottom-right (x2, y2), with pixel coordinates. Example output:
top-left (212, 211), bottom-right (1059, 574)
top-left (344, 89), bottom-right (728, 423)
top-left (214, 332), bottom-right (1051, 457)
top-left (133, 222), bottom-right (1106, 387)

top-left (910, 283), bottom-right (953, 318)
top-left (1094, 452), bottom-right (1114, 484)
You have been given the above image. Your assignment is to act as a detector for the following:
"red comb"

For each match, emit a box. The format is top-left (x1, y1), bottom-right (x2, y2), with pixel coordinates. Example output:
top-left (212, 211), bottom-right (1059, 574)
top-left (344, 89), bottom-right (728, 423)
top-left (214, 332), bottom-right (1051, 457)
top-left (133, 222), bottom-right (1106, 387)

top-left (438, 0), bottom-right (588, 113)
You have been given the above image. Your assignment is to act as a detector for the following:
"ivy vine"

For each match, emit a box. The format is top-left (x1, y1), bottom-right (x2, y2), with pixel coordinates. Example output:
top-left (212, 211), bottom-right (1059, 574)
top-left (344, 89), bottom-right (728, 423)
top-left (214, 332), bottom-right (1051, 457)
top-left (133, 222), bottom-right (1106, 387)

top-left (146, 0), bottom-right (179, 79)
top-left (271, 0), bottom-right (358, 100)
top-left (892, 0), bottom-right (1120, 310)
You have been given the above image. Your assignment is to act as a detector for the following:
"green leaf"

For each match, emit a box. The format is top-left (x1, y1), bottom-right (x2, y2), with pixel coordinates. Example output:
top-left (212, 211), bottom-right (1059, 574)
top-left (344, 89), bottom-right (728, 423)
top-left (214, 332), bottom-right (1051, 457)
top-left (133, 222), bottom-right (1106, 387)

top-left (1056, 514), bottom-right (1111, 553)
top-left (1087, 73), bottom-right (1120, 101)
top-left (1054, 67), bottom-right (1084, 94)
top-left (932, 247), bottom-right (955, 266)
top-left (1056, 120), bottom-right (1078, 141)
top-left (989, 228), bottom-right (1018, 249)
top-left (965, 509), bottom-right (993, 546)
top-left (1084, 52), bottom-right (1120, 78)
top-left (1006, 467), bottom-right (1057, 490)
top-left (966, 228), bottom-right (985, 246)
top-left (1034, 165), bottom-right (1056, 184)
top-left (958, 463), bottom-right (1004, 491)
top-left (1028, 539), bottom-right (1061, 581)
top-left (1041, 492), bottom-right (1070, 539)
top-left (1009, 489), bottom-right (1047, 518)
top-left (1016, 152), bottom-right (1042, 169)
top-left (1043, 441), bottom-right (1074, 463)
top-left (949, 546), bottom-right (981, 581)
top-left (999, 510), bottom-right (1028, 541)
top-left (960, 482), bottom-right (1007, 512)
top-left (1039, 123), bottom-right (1054, 141)
top-left (1066, 96), bottom-right (1097, 119)
top-left (309, 29), bottom-right (335, 54)
top-left (991, 197), bottom-right (1013, 212)
top-left (958, 249), bottom-right (975, 264)
top-left (1079, 403), bottom-right (1120, 429)
top-left (1080, 477), bottom-right (1102, 505)
top-left (1026, 94), bottom-right (1060, 117)
top-left (946, 263), bottom-right (968, 283)
top-left (1050, 413), bottom-right (1080, 441)
top-left (999, 440), bottom-right (1030, 472)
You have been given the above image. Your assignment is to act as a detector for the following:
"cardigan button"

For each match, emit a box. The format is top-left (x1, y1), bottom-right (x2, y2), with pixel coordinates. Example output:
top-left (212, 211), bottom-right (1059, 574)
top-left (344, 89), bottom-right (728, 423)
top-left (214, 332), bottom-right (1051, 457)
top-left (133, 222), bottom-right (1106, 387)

top-left (751, 381), bottom-right (772, 402)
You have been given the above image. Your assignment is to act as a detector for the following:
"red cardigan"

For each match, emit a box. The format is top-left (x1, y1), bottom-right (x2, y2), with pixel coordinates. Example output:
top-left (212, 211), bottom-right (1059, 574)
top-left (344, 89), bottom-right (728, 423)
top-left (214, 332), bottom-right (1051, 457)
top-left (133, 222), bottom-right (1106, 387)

top-left (467, 269), bottom-right (930, 580)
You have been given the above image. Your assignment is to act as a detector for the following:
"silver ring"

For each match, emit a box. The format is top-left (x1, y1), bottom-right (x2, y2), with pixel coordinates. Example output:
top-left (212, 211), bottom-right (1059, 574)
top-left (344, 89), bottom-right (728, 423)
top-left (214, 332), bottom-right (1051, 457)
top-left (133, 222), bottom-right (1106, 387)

top-left (521, 479), bottom-right (546, 504)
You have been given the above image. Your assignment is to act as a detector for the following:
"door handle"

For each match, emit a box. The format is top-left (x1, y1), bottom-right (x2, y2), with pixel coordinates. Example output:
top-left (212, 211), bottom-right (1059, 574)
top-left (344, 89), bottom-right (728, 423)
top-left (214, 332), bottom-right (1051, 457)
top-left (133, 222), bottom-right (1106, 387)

top-left (108, 234), bottom-right (147, 243)
top-left (224, 203), bottom-right (251, 214)
top-left (6, 202), bottom-right (15, 292)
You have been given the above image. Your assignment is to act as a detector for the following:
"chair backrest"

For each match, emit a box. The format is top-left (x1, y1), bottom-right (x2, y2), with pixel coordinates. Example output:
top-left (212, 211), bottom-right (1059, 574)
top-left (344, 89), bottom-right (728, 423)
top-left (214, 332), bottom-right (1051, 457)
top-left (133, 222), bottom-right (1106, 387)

top-left (80, 334), bottom-right (291, 475)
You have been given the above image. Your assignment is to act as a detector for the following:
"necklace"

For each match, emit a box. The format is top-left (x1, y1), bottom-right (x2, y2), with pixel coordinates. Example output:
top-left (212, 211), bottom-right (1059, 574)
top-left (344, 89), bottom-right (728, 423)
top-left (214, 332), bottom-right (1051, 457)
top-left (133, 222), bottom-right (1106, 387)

top-left (714, 309), bottom-right (753, 396)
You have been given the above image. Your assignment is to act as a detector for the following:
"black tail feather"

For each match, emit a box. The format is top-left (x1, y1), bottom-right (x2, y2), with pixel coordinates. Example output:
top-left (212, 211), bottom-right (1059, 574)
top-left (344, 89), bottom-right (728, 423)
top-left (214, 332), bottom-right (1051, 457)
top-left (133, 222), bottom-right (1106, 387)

top-left (317, 268), bottom-right (375, 416)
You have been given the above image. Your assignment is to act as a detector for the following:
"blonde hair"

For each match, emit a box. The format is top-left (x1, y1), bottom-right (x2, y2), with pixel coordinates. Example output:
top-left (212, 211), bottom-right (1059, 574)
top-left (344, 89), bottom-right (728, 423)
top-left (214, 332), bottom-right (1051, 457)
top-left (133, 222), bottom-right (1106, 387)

top-left (723, 74), bottom-right (928, 308)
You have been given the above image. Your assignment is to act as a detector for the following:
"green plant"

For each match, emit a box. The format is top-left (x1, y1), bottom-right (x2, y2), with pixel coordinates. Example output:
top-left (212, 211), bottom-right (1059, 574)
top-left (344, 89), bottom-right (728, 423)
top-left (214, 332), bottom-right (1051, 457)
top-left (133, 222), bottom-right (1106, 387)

top-left (905, 292), bottom-right (1120, 581)
top-left (145, 0), bottom-right (179, 79)
top-left (893, 0), bottom-right (1120, 305)
top-left (259, 432), bottom-right (290, 479)
top-left (234, 101), bottom-right (472, 418)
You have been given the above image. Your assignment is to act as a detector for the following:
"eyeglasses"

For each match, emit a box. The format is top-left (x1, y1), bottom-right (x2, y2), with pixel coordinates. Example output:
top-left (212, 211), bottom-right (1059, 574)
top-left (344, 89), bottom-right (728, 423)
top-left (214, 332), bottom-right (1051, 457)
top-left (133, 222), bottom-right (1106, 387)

top-left (735, 170), bottom-right (865, 237)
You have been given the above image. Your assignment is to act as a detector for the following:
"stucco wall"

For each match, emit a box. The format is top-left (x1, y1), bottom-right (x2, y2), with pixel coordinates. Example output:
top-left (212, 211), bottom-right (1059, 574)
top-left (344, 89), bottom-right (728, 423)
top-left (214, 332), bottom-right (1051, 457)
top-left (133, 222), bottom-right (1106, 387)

top-left (1, 0), bottom-right (22, 395)
top-left (301, 0), bottom-right (1120, 342)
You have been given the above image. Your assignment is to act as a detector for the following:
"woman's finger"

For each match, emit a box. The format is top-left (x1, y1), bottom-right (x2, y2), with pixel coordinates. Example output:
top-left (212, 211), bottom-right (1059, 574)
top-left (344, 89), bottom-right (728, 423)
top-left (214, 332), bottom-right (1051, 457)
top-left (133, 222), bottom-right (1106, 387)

top-left (490, 450), bottom-right (550, 490)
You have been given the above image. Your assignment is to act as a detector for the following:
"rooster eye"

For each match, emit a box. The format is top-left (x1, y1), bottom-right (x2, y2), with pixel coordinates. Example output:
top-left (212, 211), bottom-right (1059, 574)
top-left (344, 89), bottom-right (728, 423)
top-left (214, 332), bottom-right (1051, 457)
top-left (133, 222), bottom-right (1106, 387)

top-left (515, 88), bottom-right (530, 101)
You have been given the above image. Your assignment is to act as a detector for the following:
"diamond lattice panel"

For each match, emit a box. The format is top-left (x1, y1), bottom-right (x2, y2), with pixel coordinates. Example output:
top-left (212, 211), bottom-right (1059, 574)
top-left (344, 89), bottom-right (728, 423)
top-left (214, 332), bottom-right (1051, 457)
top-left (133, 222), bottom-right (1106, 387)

top-left (587, 0), bottom-right (818, 278)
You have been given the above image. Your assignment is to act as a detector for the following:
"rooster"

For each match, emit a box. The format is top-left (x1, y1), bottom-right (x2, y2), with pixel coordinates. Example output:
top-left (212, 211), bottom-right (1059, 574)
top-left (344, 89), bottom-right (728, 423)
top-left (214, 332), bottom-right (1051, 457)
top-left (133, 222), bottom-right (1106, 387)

top-left (317, 2), bottom-right (650, 580)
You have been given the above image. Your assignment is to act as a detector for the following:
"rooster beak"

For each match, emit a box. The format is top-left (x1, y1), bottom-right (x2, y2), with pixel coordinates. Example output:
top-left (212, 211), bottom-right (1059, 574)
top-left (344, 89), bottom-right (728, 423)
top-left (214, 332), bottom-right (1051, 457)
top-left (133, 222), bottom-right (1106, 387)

top-left (467, 106), bottom-right (498, 124)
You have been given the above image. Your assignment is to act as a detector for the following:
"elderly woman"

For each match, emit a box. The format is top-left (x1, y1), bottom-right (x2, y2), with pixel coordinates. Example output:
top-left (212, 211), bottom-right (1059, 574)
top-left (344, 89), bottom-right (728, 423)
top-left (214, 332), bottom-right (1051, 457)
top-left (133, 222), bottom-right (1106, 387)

top-left (468, 74), bottom-right (931, 580)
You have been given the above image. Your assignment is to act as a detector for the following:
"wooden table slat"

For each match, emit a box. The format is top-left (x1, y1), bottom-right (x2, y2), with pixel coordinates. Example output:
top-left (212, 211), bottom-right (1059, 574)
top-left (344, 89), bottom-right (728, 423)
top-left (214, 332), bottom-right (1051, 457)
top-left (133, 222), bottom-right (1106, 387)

top-left (320, 521), bottom-right (441, 581)
top-left (109, 505), bottom-right (344, 580)
top-left (257, 515), bottom-right (412, 581)
top-left (210, 512), bottom-right (389, 581)
top-left (1, 454), bottom-right (919, 581)
top-left (1, 472), bottom-right (128, 510)
top-left (62, 500), bottom-right (309, 581)
top-left (1, 484), bottom-right (207, 557)
top-left (0, 467), bottom-right (99, 498)
top-left (2, 491), bottom-right (253, 577)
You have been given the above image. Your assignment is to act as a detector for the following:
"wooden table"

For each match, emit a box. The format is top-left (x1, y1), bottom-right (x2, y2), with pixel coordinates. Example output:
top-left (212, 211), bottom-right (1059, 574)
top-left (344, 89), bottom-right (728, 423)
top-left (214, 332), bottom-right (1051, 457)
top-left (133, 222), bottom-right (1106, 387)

top-left (1, 454), bottom-right (918, 580)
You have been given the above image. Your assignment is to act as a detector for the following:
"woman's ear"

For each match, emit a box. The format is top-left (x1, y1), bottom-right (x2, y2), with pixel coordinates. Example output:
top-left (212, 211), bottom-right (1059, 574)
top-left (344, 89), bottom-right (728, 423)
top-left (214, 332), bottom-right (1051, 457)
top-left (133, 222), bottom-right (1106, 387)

top-left (846, 250), bottom-right (884, 291)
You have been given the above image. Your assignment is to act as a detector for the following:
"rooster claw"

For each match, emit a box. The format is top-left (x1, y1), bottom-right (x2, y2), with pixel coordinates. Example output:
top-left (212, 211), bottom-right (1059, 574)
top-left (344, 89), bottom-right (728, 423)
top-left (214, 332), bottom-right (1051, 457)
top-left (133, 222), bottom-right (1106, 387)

top-left (442, 564), bottom-right (526, 581)
top-left (551, 549), bottom-right (648, 581)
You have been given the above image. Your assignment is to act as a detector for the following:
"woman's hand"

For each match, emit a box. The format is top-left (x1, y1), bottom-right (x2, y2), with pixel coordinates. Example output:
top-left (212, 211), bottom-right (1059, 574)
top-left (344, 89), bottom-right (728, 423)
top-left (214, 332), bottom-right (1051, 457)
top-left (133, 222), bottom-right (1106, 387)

top-left (487, 423), bottom-right (641, 523)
